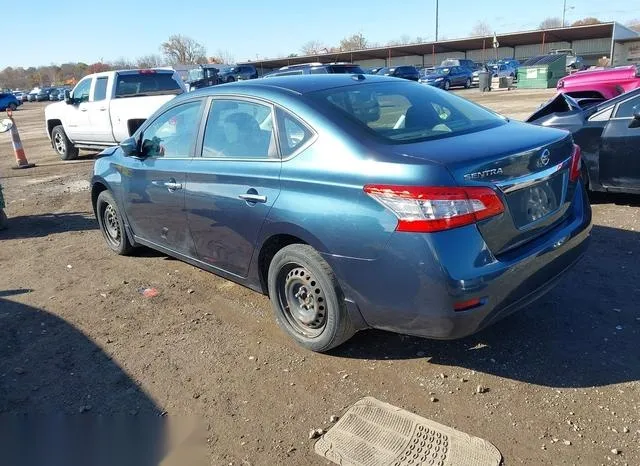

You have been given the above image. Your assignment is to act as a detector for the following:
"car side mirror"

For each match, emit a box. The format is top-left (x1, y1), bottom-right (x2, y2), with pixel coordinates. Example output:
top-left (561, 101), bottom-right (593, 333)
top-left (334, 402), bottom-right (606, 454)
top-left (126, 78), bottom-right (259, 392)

top-left (631, 106), bottom-right (640, 128)
top-left (64, 90), bottom-right (72, 105)
top-left (120, 136), bottom-right (141, 157)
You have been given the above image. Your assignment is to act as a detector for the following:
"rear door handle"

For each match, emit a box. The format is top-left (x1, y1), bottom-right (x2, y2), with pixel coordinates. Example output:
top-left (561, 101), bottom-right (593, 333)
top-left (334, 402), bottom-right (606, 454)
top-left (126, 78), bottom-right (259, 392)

top-left (99, 107), bottom-right (107, 111)
top-left (238, 193), bottom-right (267, 203)
top-left (152, 179), bottom-right (182, 191)
top-left (80, 108), bottom-right (88, 112)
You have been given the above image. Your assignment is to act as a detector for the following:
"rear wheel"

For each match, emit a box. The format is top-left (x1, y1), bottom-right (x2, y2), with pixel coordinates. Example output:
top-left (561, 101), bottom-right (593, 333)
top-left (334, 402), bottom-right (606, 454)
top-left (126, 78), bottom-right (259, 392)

top-left (226, 76), bottom-right (235, 83)
top-left (8, 103), bottom-right (17, 111)
top-left (464, 78), bottom-right (471, 89)
top-left (443, 80), bottom-right (451, 91)
top-left (51, 125), bottom-right (79, 161)
top-left (96, 190), bottom-right (134, 255)
top-left (268, 244), bottom-right (355, 352)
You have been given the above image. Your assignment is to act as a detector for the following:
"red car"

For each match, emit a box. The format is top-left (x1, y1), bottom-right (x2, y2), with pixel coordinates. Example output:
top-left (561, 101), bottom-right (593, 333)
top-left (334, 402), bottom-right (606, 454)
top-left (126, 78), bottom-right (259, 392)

top-left (557, 65), bottom-right (640, 100)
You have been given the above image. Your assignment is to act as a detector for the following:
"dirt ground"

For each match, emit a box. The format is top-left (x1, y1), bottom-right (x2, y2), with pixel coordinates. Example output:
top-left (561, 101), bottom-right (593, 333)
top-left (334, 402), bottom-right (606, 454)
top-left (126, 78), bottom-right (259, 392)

top-left (1, 89), bottom-right (638, 466)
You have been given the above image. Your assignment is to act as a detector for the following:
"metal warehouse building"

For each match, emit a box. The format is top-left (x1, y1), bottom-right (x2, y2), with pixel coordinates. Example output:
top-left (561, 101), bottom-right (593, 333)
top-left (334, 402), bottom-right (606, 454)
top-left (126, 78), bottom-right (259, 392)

top-left (242, 22), bottom-right (639, 72)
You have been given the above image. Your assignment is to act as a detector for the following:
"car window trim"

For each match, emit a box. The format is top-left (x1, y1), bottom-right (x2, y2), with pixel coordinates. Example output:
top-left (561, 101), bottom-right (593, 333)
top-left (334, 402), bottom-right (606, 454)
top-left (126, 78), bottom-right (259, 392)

top-left (196, 95), bottom-right (281, 162)
top-left (141, 98), bottom-right (206, 160)
top-left (612, 95), bottom-right (640, 120)
top-left (275, 107), bottom-right (318, 159)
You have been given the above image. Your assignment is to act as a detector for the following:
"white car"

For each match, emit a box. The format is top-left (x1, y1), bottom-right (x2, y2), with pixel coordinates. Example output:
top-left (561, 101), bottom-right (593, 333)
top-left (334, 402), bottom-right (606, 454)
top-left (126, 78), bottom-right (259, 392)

top-left (45, 69), bottom-right (186, 160)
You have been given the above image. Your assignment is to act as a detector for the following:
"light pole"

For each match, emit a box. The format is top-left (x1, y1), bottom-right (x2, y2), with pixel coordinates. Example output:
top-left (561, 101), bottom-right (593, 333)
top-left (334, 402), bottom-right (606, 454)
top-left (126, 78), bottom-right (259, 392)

top-left (562, 0), bottom-right (574, 27)
top-left (435, 0), bottom-right (439, 41)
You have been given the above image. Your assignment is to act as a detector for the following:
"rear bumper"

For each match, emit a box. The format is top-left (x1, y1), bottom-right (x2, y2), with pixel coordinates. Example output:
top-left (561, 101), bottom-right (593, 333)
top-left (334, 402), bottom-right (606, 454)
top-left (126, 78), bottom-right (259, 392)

top-left (325, 183), bottom-right (592, 339)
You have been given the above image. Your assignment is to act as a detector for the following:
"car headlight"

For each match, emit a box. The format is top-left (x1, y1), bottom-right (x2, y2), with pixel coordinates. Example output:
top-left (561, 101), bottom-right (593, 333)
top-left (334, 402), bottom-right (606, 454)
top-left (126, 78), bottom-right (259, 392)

top-left (435, 78), bottom-right (443, 82)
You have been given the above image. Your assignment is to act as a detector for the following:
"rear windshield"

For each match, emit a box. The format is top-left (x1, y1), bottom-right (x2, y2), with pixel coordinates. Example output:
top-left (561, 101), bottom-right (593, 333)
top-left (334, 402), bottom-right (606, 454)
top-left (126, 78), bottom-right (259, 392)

top-left (328, 65), bottom-right (364, 74)
top-left (309, 81), bottom-right (505, 144)
top-left (115, 73), bottom-right (182, 98)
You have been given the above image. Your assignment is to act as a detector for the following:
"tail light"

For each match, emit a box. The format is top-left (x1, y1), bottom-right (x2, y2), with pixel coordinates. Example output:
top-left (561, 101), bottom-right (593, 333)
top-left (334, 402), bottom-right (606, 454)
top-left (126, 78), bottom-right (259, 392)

top-left (569, 144), bottom-right (582, 182)
top-left (364, 185), bottom-right (504, 233)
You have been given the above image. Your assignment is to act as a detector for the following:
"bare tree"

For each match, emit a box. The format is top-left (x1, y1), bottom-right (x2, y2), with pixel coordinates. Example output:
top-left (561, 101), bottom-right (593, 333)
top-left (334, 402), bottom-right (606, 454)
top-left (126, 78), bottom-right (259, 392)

top-left (110, 58), bottom-right (136, 70)
top-left (161, 35), bottom-right (207, 64)
top-left (136, 54), bottom-right (164, 68)
top-left (339, 33), bottom-right (368, 51)
top-left (470, 21), bottom-right (492, 37)
top-left (209, 50), bottom-right (235, 65)
top-left (539, 17), bottom-right (563, 29)
top-left (571, 17), bottom-right (602, 26)
top-left (300, 40), bottom-right (326, 55)
top-left (625, 18), bottom-right (640, 32)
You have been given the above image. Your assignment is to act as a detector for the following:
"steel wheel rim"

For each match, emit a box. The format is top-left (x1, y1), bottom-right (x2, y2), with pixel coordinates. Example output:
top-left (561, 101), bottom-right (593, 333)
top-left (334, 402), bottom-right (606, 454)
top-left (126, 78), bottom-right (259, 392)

top-left (103, 203), bottom-right (121, 247)
top-left (53, 132), bottom-right (66, 154)
top-left (277, 264), bottom-right (327, 338)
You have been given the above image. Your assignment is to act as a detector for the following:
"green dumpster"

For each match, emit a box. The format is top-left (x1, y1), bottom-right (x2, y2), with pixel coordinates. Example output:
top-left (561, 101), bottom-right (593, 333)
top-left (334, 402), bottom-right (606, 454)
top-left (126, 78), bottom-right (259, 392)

top-left (517, 55), bottom-right (567, 89)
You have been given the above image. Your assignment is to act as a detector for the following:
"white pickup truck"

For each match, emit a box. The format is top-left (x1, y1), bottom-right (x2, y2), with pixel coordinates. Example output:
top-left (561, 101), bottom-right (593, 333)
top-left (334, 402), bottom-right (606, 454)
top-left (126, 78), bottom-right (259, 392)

top-left (45, 69), bottom-right (186, 160)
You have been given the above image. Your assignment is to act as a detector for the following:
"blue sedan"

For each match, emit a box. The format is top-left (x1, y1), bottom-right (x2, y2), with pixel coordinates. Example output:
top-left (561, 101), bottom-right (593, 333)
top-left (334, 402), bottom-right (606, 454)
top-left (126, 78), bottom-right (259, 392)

top-left (0, 92), bottom-right (20, 111)
top-left (91, 75), bottom-right (591, 352)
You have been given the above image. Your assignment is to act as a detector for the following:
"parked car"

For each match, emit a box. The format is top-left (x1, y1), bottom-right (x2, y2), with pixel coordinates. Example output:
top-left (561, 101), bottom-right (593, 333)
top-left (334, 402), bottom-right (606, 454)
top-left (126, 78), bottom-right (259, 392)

top-left (550, 49), bottom-right (585, 71)
top-left (27, 90), bottom-right (39, 102)
top-left (45, 69), bottom-right (187, 160)
top-left (375, 66), bottom-right (420, 81)
top-left (264, 62), bottom-right (364, 78)
top-left (420, 66), bottom-right (474, 90)
top-left (364, 67), bottom-right (384, 75)
top-left (217, 64), bottom-right (259, 83)
top-left (12, 91), bottom-right (27, 103)
top-left (91, 74), bottom-right (591, 352)
top-left (499, 59), bottom-right (520, 70)
top-left (186, 65), bottom-right (221, 90)
top-left (49, 88), bottom-right (61, 101)
top-left (0, 93), bottom-right (20, 111)
top-left (528, 89), bottom-right (640, 194)
top-left (557, 65), bottom-right (640, 100)
top-left (57, 87), bottom-right (70, 101)
top-left (36, 88), bottom-right (54, 101)
top-left (491, 63), bottom-right (517, 79)
top-left (440, 58), bottom-right (475, 70)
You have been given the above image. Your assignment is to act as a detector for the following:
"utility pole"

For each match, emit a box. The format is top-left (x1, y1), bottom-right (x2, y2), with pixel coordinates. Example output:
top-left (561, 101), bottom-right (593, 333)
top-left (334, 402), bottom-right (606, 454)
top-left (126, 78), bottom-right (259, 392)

top-left (562, 0), bottom-right (567, 27)
top-left (435, 0), bottom-right (439, 41)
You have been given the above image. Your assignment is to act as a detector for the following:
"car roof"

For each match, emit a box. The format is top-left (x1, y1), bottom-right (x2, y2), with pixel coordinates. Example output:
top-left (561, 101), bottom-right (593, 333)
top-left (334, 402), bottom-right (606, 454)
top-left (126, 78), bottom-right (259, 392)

top-left (187, 74), bottom-right (404, 97)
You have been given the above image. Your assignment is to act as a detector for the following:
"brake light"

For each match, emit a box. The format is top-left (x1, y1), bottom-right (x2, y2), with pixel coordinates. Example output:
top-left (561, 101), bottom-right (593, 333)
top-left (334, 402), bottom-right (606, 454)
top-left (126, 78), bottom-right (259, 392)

top-left (569, 144), bottom-right (582, 182)
top-left (139, 69), bottom-right (157, 74)
top-left (363, 185), bottom-right (504, 233)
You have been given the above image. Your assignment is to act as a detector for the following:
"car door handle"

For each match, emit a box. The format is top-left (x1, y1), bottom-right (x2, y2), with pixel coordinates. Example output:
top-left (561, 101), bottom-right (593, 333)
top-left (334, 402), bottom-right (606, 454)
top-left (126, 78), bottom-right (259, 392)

top-left (80, 108), bottom-right (88, 112)
top-left (238, 193), bottom-right (267, 203)
top-left (99, 107), bottom-right (107, 111)
top-left (152, 180), bottom-right (182, 191)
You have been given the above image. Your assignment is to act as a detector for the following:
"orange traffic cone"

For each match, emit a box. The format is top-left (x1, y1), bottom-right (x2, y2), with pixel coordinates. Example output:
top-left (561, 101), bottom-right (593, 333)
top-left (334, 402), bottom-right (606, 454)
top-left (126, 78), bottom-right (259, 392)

top-left (6, 109), bottom-right (35, 169)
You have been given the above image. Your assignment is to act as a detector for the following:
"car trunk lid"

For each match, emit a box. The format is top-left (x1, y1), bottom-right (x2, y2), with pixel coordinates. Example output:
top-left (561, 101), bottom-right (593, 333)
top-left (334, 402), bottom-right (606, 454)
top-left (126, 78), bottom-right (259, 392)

top-left (395, 121), bottom-right (578, 255)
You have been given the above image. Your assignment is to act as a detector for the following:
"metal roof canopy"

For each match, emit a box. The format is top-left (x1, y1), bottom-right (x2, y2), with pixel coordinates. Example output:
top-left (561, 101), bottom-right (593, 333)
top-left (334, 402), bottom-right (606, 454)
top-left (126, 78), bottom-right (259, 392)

top-left (243, 23), bottom-right (619, 69)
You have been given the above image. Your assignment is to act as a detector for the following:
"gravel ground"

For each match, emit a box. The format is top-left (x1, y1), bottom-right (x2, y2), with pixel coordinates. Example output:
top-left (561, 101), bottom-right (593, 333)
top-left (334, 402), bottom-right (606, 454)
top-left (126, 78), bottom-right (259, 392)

top-left (0, 91), bottom-right (638, 465)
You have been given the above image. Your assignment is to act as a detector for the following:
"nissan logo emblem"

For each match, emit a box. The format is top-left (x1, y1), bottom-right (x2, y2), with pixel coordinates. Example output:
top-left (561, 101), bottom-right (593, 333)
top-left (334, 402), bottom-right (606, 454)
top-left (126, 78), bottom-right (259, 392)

top-left (539, 149), bottom-right (551, 167)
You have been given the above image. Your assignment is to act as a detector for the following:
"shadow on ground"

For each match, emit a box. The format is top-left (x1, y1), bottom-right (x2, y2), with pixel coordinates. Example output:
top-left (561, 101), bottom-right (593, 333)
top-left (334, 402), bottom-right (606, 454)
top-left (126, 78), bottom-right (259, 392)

top-left (334, 224), bottom-right (640, 389)
top-left (0, 290), bottom-right (168, 465)
top-left (0, 212), bottom-right (97, 240)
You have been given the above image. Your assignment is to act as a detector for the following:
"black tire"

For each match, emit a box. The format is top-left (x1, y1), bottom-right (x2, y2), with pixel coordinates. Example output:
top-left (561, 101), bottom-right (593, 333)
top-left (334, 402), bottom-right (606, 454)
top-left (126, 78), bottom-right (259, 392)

top-left (443, 80), bottom-right (451, 91)
top-left (464, 78), bottom-right (471, 89)
top-left (96, 190), bottom-right (134, 256)
top-left (226, 76), bottom-right (235, 83)
top-left (267, 244), bottom-right (355, 352)
top-left (8, 103), bottom-right (17, 111)
top-left (51, 125), bottom-right (79, 161)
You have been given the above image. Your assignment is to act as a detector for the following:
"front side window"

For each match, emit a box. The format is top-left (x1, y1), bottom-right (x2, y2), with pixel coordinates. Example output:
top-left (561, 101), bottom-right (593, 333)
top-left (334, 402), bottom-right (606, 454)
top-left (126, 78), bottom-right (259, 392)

top-left (615, 96), bottom-right (640, 118)
top-left (141, 101), bottom-right (202, 158)
top-left (93, 77), bottom-right (109, 101)
top-left (202, 99), bottom-right (277, 159)
top-left (311, 81), bottom-right (505, 143)
top-left (72, 78), bottom-right (92, 103)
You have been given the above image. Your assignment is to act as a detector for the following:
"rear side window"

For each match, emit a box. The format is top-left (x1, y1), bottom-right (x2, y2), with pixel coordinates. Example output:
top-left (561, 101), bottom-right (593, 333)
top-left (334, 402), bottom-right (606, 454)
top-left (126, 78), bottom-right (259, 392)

top-left (310, 67), bottom-right (329, 74)
top-left (93, 77), bottom-right (108, 101)
top-left (615, 96), bottom-right (640, 118)
top-left (202, 99), bottom-right (277, 159)
top-left (328, 65), bottom-right (364, 74)
top-left (115, 73), bottom-right (181, 98)
top-left (311, 81), bottom-right (504, 143)
top-left (277, 108), bottom-right (313, 157)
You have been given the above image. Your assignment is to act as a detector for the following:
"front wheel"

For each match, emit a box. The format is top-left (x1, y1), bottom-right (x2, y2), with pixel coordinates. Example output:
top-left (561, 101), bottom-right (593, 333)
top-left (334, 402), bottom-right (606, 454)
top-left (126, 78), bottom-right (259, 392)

top-left (464, 78), bottom-right (471, 89)
top-left (51, 125), bottom-right (79, 160)
top-left (443, 80), bottom-right (451, 91)
top-left (268, 244), bottom-right (355, 352)
top-left (96, 190), bottom-right (134, 255)
top-left (8, 103), bottom-right (17, 111)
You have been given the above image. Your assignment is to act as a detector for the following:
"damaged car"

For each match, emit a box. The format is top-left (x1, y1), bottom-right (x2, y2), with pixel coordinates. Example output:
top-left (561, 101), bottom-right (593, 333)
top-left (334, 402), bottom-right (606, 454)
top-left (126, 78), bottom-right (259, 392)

top-left (527, 89), bottom-right (640, 194)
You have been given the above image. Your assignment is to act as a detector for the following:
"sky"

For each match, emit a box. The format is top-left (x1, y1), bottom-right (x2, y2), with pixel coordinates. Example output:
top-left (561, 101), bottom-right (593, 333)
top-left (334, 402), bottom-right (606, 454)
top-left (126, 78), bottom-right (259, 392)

top-left (2, 0), bottom-right (638, 69)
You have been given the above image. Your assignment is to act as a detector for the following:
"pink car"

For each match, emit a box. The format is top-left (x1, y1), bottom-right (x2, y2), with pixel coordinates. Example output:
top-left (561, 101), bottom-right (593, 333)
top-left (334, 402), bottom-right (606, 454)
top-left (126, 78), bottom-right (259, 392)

top-left (557, 65), bottom-right (640, 100)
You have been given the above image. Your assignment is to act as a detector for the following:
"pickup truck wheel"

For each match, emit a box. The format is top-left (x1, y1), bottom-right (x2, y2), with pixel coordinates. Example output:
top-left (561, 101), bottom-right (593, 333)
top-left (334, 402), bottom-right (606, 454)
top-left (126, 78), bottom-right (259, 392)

top-left (268, 244), bottom-right (356, 352)
top-left (51, 125), bottom-right (79, 161)
top-left (8, 103), bottom-right (17, 111)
